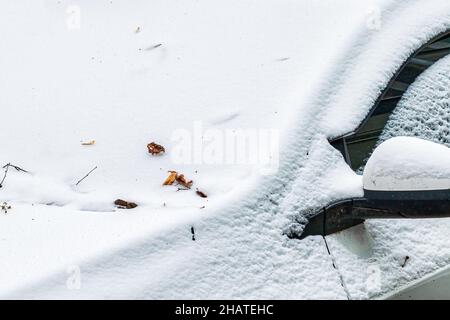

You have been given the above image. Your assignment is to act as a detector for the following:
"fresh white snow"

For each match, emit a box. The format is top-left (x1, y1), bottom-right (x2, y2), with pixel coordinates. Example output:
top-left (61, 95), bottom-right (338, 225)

top-left (363, 137), bottom-right (450, 191)
top-left (1, 0), bottom-right (450, 299)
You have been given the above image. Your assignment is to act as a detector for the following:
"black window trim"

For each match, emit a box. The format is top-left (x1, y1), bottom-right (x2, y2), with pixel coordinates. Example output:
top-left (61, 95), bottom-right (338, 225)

top-left (330, 30), bottom-right (450, 169)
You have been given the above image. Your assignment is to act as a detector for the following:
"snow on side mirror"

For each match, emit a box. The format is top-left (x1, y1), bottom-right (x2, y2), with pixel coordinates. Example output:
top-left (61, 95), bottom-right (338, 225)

top-left (363, 136), bottom-right (450, 198)
top-left (358, 136), bottom-right (450, 219)
top-left (298, 137), bottom-right (450, 239)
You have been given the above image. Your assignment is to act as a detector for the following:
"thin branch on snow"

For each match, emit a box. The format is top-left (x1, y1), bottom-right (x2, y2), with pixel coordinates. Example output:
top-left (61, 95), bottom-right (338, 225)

top-left (0, 163), bottom-right (29, 188)
top-left (2, 163), bottom-right (28, 173)
top-left (191, 226), bottom-right (196, 241)
top-left (0, 167), bottom-right (8, 188)
top-left (145, 43), bottom-right (162, 51)
top-left (75, 166), bottom-right (98, 186)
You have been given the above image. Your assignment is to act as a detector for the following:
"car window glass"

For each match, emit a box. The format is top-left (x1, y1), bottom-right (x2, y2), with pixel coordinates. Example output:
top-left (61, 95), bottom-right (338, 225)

top-left (334, 33), bottom-right (450, 172)
top-left (377, 53), bottom-right (450, 149)
top-left (353, 53), bottom-right (450, 173)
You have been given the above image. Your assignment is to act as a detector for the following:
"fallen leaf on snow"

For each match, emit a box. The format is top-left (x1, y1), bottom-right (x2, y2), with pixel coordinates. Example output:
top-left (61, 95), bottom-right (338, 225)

top-left (176, 174), bottom-right (193, 189)
top-left (147, 142), bottom-right (165, 155)
top-left (196, 189), bottom-right (207, 198)
top-left (81, 140), bottom-right (96, 146)
top-left (114, 199), bottom-right (138, 209)
top-left (163, 171), bottom-right (178, 185)
top-left (163, 171), bottom-right (193, 189)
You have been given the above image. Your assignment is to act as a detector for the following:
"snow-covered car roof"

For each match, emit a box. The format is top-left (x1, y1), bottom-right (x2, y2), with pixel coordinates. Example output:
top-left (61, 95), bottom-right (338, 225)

top-left (1, 0), bottom-right (450, 299)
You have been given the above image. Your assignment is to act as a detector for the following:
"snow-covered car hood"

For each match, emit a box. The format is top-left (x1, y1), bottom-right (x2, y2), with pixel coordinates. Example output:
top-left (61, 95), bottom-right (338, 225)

top-left (1, 0), bottom-right (450, 299)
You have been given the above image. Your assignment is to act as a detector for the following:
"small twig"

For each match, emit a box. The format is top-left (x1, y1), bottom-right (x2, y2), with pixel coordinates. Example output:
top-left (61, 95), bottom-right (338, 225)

top-left (196, 189), bottom-right (208, 198)
top-left (146, 43), bottom-right (162, 51)
top-left (0, 166), bottom-right (9, 188)
top-left (75, 166), bottom-right (98, 186)
top-left (176, 187), bottom-right (190, 192)
top-left (401, 256), bottom-right (410, 268)
top-left (191, 226), bottom-right (196, 241)
top-left (0, 163), bottom-right (29, 188)
top-left (3, 163), bottom-right (28, 173)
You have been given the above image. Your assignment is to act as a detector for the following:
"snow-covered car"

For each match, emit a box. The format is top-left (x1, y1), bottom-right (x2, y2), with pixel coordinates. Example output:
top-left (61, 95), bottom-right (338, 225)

top-left (1, 0), bottom-right (450, 300)
top-left (301, 29), bottom-right (450, 240)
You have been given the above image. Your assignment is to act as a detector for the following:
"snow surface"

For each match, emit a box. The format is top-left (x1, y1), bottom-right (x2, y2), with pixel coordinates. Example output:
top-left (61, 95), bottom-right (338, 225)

top-left (363, 137), bottom-right (450, 191)
top-left (2, 0), bottom-right (450, 299)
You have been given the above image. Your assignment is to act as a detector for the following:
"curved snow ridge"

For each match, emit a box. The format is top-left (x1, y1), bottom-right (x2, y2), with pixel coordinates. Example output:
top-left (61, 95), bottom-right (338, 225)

top-left (319, 0), bottom-right (450, 138)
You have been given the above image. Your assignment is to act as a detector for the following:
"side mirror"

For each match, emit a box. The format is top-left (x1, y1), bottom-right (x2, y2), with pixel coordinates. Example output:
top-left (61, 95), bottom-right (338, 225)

top-left (298, 137), bottom-right (450, 239)
top-left (362, 137), bottom-right (450, 219)
top-left (363, 136), bottom-right (450, 203)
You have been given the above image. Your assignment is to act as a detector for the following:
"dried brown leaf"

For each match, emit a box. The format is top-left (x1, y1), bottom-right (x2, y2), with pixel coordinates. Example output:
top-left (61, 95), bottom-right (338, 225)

top-left (114, 199), bottom-right (138, 209)
top-left (176, 174), bottom-right (193, 189)
top-left (81, 140), bottom-right (96, 146)
top-left (163, 171), bottom-right (178, 185)
top-left (126, 202), bottom-right (138, 209)
top-left (196, 189), bottom-right (207, 198)
top-left (147, 142), bottom-right (165, 155)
